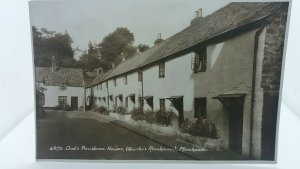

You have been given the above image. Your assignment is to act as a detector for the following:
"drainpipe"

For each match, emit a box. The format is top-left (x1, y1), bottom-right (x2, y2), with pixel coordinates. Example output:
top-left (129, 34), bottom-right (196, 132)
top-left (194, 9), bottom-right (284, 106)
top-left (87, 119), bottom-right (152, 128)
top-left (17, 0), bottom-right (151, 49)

top-left (142, 71), bottom-right (144, 109)
top-left (249, 29), bottom-right (263, 158)
top-left (83, 82), bottom-right (86, 112)
top-left (106, 81), bottom-right (110, 111)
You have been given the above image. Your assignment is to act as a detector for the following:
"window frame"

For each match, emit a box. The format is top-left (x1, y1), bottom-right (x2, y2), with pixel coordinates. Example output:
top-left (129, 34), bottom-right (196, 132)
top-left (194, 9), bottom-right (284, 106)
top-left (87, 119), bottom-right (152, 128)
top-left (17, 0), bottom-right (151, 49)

top-left (192, 47), bottom-right (207, 73)
top-left (159, 62), bottom-right (165, 78)
top-left (59, 83), bottom-right (67, 91)
top-left (58, 96), bottom-right (67, 107)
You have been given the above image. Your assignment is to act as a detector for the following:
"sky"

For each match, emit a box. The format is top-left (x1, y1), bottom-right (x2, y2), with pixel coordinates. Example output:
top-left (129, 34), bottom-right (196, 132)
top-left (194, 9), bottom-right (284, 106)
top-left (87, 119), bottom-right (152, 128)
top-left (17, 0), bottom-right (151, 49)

top-left (29, 0), bottom-right (232, 59)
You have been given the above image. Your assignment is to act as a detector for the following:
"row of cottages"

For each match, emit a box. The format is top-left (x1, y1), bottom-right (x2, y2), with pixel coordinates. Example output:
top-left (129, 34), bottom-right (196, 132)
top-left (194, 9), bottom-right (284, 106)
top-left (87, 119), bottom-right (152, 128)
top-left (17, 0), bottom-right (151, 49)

top-left (85, 2), bottom-right (288, 160)
top-left (35, 56), bottom-right (84, 110)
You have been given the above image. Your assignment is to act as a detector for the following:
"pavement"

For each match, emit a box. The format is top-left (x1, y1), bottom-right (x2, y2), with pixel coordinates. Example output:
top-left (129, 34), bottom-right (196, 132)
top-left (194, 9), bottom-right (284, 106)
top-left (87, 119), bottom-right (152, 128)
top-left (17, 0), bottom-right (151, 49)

top-left (87, 111), bottom-right (250, 160)
top-left (37, 110), bottom-right (249, 160)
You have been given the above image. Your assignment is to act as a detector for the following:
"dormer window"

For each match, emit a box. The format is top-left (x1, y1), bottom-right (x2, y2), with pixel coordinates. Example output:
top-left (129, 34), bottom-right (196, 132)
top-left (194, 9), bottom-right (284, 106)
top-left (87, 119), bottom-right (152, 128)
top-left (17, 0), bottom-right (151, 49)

top-left (159, 62), bottom-right (165, 78)
top-left (192, 46), bottom-right (207, 73)
top-left (59, 83), bottom-right (67, 91)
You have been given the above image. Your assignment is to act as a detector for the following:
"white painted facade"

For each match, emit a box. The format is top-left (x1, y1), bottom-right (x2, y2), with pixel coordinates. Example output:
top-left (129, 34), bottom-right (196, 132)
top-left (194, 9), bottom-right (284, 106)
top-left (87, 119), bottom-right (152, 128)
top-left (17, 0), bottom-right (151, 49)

top-left (105, 72), bottom-right (142, 112)
top-left (194, 29), bottom-right (263, 158)
top-left (84, 29), bottom-right (267, 160)
top-left (143, 53), bottom-right (195, 128)
top-left (42, 85), bottom-right (84, 108)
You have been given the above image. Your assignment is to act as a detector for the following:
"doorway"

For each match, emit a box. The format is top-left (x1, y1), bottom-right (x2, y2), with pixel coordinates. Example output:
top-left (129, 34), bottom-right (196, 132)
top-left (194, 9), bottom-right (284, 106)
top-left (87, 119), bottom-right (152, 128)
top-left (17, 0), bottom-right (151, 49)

top-left (213, 94), bottom-right (245, 154)
top-left (227, 98), bottom-right (244, 154)
top-left (167, 96), bottom-right (184, 128)
top-left (71, 97), bottom-right (78, 110)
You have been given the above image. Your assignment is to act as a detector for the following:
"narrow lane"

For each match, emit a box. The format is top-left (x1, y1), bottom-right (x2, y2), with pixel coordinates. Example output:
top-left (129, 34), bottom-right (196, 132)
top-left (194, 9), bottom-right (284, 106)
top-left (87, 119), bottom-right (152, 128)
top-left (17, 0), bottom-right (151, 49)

top-left (36, 111), bottom-right (194, 160)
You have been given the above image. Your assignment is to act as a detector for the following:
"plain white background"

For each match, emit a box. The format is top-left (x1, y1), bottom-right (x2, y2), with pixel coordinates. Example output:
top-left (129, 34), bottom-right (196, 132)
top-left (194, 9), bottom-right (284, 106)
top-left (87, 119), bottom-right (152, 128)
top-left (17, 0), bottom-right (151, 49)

top-left (0, 0), bottom-right (299, 168)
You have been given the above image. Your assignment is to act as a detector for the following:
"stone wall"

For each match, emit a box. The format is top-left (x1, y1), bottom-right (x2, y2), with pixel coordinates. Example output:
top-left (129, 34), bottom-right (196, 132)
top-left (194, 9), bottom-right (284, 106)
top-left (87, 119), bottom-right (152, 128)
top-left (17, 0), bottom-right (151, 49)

top-left (262, 4), bottom-right (289, 95)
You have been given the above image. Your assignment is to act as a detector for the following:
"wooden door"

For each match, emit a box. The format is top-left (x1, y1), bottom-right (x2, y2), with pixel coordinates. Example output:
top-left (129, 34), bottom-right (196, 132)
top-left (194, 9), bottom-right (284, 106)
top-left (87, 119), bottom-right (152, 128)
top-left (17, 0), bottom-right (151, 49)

top-left (71, 97), bottom-right (78, 110)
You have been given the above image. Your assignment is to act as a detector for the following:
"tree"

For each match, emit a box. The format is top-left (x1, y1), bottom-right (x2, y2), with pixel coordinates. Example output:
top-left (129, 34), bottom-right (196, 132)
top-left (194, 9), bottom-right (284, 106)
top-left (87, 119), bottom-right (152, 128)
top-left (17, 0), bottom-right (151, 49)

top-left (99, 27), bottom-right (137, 67)
top-left (78, 42), bottom-right (106, 72)
top-left (138, 44), bottom-right (150, 53)
top-left (32, 26), bottom-right (75, 67)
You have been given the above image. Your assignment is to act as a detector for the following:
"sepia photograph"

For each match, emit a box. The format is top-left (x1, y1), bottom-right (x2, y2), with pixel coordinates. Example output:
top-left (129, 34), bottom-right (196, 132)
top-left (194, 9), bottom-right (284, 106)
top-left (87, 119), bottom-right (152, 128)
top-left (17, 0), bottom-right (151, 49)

top-left (30, 0), bottom-right (290, 161)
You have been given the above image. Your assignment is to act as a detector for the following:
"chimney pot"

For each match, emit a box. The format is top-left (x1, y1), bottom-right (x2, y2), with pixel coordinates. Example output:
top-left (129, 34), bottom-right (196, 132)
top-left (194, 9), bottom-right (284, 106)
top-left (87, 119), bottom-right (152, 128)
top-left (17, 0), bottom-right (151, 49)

top-left (195, 10), bottom-right (199, 18)
top-left (157, 33), bottom-right (161, 40)
top-left (51, 56), bottom-right (57, 72)
top-left (154, 33), bottom-right (163, 45)
top-left (198, 8), bottom-right (202, 17)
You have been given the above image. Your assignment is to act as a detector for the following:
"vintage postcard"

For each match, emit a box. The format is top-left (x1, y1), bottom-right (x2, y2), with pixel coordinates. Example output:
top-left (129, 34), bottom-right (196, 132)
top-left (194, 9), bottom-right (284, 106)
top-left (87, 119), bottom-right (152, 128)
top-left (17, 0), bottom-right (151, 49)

top-left (30, 0), bottom-right (290, 161)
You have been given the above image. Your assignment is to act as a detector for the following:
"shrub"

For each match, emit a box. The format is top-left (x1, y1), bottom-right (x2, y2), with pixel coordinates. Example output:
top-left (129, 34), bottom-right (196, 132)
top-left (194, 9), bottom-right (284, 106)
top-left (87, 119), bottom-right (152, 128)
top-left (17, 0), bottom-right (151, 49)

top-left (144, 110), bottom-right (156, 124)
top-left (181, 118), bottom-right (218, 139)
top-left (154, 109), bottom-right (174, 126)
top-left (91, 105), bottom-right (98, 111)
top-left (96, 106), bottom-right (109, 115)
top-left (54, 104), bottom-right (72, 111)
top-left (62, 104), bottom-right (72, 111)
top-left (116, 106), bottom-right (128, 114)
top-left (180, 119), bottom-right (194, 133)
top-left (131, 107), bottom-right (145, 121)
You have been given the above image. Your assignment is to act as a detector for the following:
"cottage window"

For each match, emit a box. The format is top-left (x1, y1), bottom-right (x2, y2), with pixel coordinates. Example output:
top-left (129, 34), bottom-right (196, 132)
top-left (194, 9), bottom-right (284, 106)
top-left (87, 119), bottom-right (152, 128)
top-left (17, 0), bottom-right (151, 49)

top-left (160, 99), bottom-right (165, 111)
top-left (138, 71), bottom-right (143, 82)
top-left (59, 83), bottom-right (67, 91)
top-left (39, 93), bottom-right (45, 105)
top-left (123, 75), bottom-right (128, 85)
top-left (194, 97), bottom-right (207, 118)
top-left (113, 78), bottom-right (117, 86)
top-left (58, 96), bottom-right (67, 107)
top-left (100, 83), bottom-right (102, 90)
top-left (192, 47), bottom-right (207, 72)
top-left (159, 62), bottom-right (165, 78)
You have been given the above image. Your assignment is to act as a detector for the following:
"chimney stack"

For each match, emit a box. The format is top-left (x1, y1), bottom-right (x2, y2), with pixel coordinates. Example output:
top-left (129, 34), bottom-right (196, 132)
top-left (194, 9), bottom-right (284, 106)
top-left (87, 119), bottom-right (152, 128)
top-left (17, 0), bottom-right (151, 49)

top-left (112, 63), bottom-right (115, 68)
top-left (195, 8), bottom-right (202, 18)
top-left (198, 8), bottom-right (202, 17)
top-left (96, 67), bottom-right (103, 77)
top-left (154, 33), bottom-right (163, 45)
top-left (51, 56), bottom-right (57, 72)
top-left (191, 8), bottom-right (204, 25)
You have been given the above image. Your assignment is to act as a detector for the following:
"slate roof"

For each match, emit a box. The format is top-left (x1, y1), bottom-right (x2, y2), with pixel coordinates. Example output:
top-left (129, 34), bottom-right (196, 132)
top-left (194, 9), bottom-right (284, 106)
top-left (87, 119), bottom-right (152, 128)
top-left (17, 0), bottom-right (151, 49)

top-left (35, 67), bottom-right (84, 87)
top-left (87, 69), bottom-right (114, 87)
top-left (95, 2), bottom-right (287, 85)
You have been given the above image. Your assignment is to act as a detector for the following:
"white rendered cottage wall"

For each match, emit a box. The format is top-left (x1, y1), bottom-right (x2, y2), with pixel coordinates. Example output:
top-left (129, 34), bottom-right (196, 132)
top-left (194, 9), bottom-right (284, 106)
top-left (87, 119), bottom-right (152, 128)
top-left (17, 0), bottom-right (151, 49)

top-left (194, 29), bottom-right (259, 156)
top-left (107, 72), bottom-right (142, 112)
top-left (85, 87), bottom-right (92, 106)
top-left (143, 53), bottom-right (194, 123)
top-left (93, 83), bottom-right (108, 108)
top-left (43, 85), bottom-right (84, 108)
